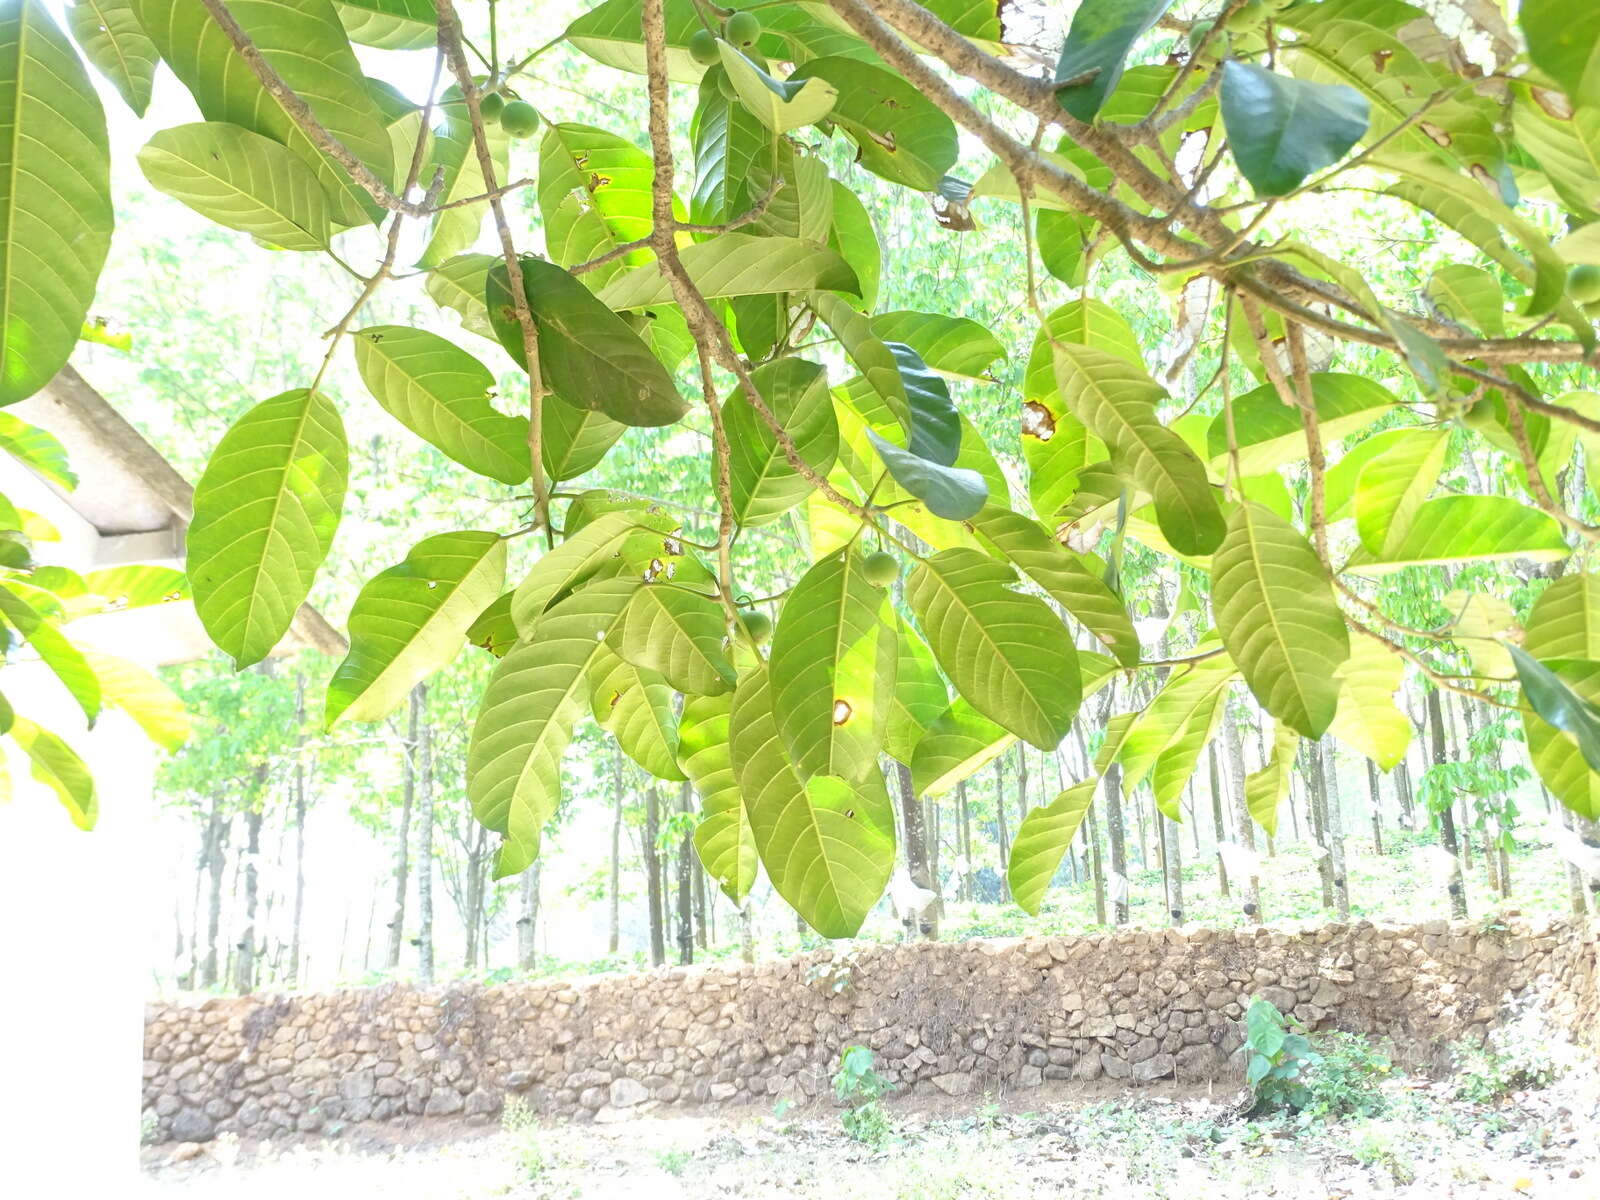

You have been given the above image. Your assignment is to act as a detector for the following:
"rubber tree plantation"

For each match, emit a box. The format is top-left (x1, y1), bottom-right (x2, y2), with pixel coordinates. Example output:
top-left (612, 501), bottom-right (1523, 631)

top-left (6, 0), bottom-right (1600, 943)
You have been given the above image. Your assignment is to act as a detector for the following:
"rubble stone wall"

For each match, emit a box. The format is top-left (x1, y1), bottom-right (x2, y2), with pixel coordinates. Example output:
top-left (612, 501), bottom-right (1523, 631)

top-left (143, 917), bottom-right (1600, 1143)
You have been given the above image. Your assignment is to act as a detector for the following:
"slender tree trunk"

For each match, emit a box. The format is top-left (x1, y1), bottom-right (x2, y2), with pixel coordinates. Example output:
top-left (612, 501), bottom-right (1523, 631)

top-left (1087, 802), bottom-right (1107, 926)
top-left (1395, 759), bottom-right (1416, 828)
top-left (233, 806), bottom-right (263, 994)
top-left (1323, 739), bottom-right (1350, 919)
top-left (1225, 706), bottom-right (1261, 922)
top-left (1306, 741), bottom-right (1335, 909)
top-left (643, 784), bottom-right (665, 965)
top-left (895, 762), bottom-right (938, 937)
top-left (994, 759), bottom-right (1011, 903)
top-left (608, 749), bottom-right (624, 954)
top-left (1560, 802), bottom-right (1590, 914)
top-left (1164, 814), bottom-right (1184, 924)
top-left (1209, 745), bottom-right (1230, 897)
top-left (1366, 759), bottom-right (1385, 856)
top-left (201, 799), bottom-right (229, 989)
top-left (1104, 762), bottom-right (1129, 924)
top-left (288, 755), bottom-right (307, 987)
top-left (1427, 688), bottom-right (1469, 918)
top-left (957, 780), bottom-right (973, 902)
top-left (692, 848), bottom-right (708, 952)
top-left (386, 685), bottom-right (421, 970)
top-left (464, 830), bottom-right (484, 970)
top-left (517, 863), bottom-right (540, 970)
top-left (416, 689), bottom-right (436, 984)
top-left (676, 782), bottom-right (694, 965)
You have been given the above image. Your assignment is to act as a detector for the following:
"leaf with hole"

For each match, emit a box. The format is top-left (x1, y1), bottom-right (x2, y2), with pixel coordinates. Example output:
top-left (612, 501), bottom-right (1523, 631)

top-left (67, 0), bottom-right (159, 115)
top-left (789, 56), bottom-right (958, 190)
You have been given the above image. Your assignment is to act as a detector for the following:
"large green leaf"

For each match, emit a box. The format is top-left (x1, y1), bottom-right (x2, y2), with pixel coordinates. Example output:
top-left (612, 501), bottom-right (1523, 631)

top-left (1512, 646), bottom-right (1600, 773)
top-left (1211, 502), bottom-right (1350, 739)
top-left (133, 0), bottom-right (393, 228)
top-left (789, 56), bottom-right (958, 189)
top-left (188, 389), bottom-right (348, 668)
top-left (1353, 426), bottom-right (1449, 555)
top-left (1511, 81), bottom-right (1600, 221)
top-left (770, 548), bottom-right (896, 780)
top-left (326, 531), bottom-right (506, 726)
top-left (417, 92), bottom-right (509, 267)
top-left (488, 256), bottom-right (689, 428)
top-left (1052, 342), bottom-right (1224, 556)
top-left (1328, 635), bottom-right (1411, 770)
top-left (1008, 778), bottom-right (1096, 916)
top-left (469, 577), bottom-right (637, 877)
top-left (424, 253), bottom-right (496, 338)
top-left (1523, 573), bottom-right (1600, 819)
top-left (1520, 0), bottom-right (1600, 109)
top-left (966, 505), bottom-right (1140, 666)
top-left (0, 0), bottom-right (113, 406)
top-left (886, 619), bottom-right (945, 765)
top-left (690, 64), bottom-right (777, 224)
top-left (1425, 264), bottom-right (1506, 336)
top-left (1207, 374), bottom-right (1394, 476)
top-left (597, 233), bottom-right (859, 309)
top-left (718, 40), bottom-right (837, 134)
top-left (139, 123), bottom-right (332, 251)
top-left (352, 325), bottom-right (529, 485)
top-left (726, 357), bottom-right (837, 525)
top-left (589, 646), bottom-right (684, 782)
top-left (1053, 0), bottom-right (1174, 123)
top-left (906, 547), bottom-right (1080, 749)
top-left (865, 432), bottom-right (988, 520)
top-left (808, 291), bottom-right (910, 430)
top-left (0, 586), bottom-right (99, 722)
top-left (1220, 61), bottom-right (1369, 197)
top-left (1343, 495), bottom-right (1570, 573)
top-left (538, 122), bottom-right (655, 285)
top-left (910, 699), bottom-right (1015, 796)
top-left (67, 0), bottom-right (159, 115)
top-left (1117, 653), bottom-right (1236, 792)
top-left (1245, 721), bottom-right (1299, 837)
top-left (334, 0), bottom-right (434, 49)
top-left (510, 507), bottom-right (668, 633)
top-left (606, 582), bottom-right (735, 696)
top-left (682, 689), bottom-right (757, 902)
top-left (541, 396), bottom-right (626, 483)
top-left (870, 311), bottom-right (1004, 380)
top-left (11, 716), bottom-right (94, 829)
top-left (729, 664), bottom-right (894, 937)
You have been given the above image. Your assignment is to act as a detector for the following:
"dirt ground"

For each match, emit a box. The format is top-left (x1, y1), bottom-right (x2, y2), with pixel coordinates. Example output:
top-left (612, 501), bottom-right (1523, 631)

top-left (139, 1068), bottom-right (1600, 1200)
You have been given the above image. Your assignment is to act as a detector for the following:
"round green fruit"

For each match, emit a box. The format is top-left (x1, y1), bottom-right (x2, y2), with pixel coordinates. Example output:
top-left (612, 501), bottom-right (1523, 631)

top-left (1567, 263), bottom-right (1600, 305)
top-left (1224, 0), bottom-right (1266, 32)
top-left (688, 27), bottom-right (720, 65)
top-left (498, 100), bottom-right (540, 138)
top-left (740, 610), bottom-right (773, 644)
top-left (724, 9), bottom-right (761, 47)
top-left (478, 90), bottom-right (504, 120)
top-left (862, 550), bottom-right (898, 587)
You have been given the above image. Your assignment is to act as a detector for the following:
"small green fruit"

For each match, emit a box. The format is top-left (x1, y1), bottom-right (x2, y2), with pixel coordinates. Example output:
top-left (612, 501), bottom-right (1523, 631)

top-left (1224, 0), bottom-right (1266, 32)
top-left (740, 610), bottom-right (773, 644)
top-left (1187, 19), bottom-right (1215, 50)
top-left (478, 90), bottom-right (504, 120)
top-left (862, 550), bottom-right (898, 587)
top-left (724, 9), bottom-right (761, 47)
top-left (688, 28), bottom-right (720, 65)
top-left (1568, 263), bottom-right (1600, 305)
top-left (716, 67), bottom-right (739, 101)
top-left (498, 99), bottom-right (540, 139)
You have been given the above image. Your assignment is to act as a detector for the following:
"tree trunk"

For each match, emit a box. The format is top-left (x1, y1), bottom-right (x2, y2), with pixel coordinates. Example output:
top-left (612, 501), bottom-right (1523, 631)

top-left (957, 780), bottom-right (973, 902)
top-left (1087, 802), bottom-right (1107, 926)
top-left (1224, 706), bottom-right (1261, 922)
top-left (676, 783), bottom-right (694, 965)
top-left (1306, 741), bottom-right (1335, 909)
top-left (1208, 745), bottom-right (1229, 897)
top-left (233, 806), bottom-right (263, 994)
top-left (1322, 739), bottom-right (1350, 919)
top-left (895, 762), bottom-right (938, 937)
top-left (1164, 814), bottom-right (1184, 925)
top-left (1560, 801), bottom-right (1590, 915)
top-left (643, 784), bottom-right (665, 965)
top-left (517, 863), bottom-right (540, 970)
top-left (386, 685), bottom-right (421, 970)
top-left (608, 748), bottom-right (624, 954)
top-left (200, 798), bottom-right (229, 989)
top-left (288, 753), bottom-right (307, 987)
top-left (1427, 687), bottom-right (1469, 919)
top-left (1104, 762), bottom-right (1129, 924)
top-left (416, 687), bottom-right (436, 984)
top-left (1366, 759), bottom-right (1385, 857)
top-left (993, 758), bottom-right (1011, 902)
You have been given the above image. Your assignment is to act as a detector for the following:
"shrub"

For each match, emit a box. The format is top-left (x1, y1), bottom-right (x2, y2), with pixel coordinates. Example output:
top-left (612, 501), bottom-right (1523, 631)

top-left (1243, 996), bottom-right (1318, 1115)
top-left (833, 1044), bottom-right (894, 1146)
top-left (1452, 1003), bottom-right (1564, 1103)
top-left (1301, 1032), bottom-right (1391, 1120)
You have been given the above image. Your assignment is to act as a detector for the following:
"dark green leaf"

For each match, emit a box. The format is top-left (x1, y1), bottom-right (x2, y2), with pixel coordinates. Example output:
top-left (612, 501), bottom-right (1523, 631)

top-left (1220, 61), bottom-right (1369, 197)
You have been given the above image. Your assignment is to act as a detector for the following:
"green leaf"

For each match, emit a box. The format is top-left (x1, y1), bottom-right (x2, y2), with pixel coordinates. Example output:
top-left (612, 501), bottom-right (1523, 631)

top-left (1245, 722), bottom-right (1299, 838)
top-left (1520, 0), bottom-right (1600, 109)
top-left (469, 578), bottom-right (637, 878)
top-left (1511, 82), bottom-right (1600, 221)
top-left (1052, 342), bottom-right (1225, 556)
top-left (597, 233), bottom-right (859, 309)
top-left (907, 547), bottom-right (1080, 750)
top-left (726, 356), bottom-right (838, 525)
top-left (0, 412), bottom-right (73, 488)
top-left (1053, 0), bottom-right (1174, 123)
top-left (0, 586), bottom-right (100, 722)
top-left (10, 716), bottom-right (94, 829)
top-left (682, 689), bottom-right (757, 902)
top-left (1512, 644), bottom-right (1600, 774)
top-left (466, 592), bottom-right (516, 658)
top-left (870, 311), bottom-right (1004, 381)
top-left (66, 0), bottom-right (159, 115)
top-left (1149, 670), bottom-right (1232, 819)
top-left (828, 181), bottom-right (880, 308)
top-left (1207, 374), bottom-right (1394, 476)
top-left (729, 664), bottom-right (895, 937)
top-left (1343, 496), bottom-right (1570, 573)
top-left (1211, 502), bottom-right (1350, 739)
top-left (80, 648), bottom-right (191, 752)
top-left (133, 0), bottom-right (394, 228)
top-left (510, 508), bottom-right (668, 634)
top-left (886, 619), bottom-right (945, 765)
top-left (417, 92), bottom-right (509, 266)
top-left (352, 325), bottom-right (530, 485)
top-left (0, 0), bottom-right (113, 406)
top-left (1523, 573), bottom-right (1600, 819)
top-left (911, 699), bottom-right (1015, 796)
top-left (424, 253), bottom-right (496, 338)
top-left (541, 396), bottom-right (626, 483)
top-left (1117, 653), bottom-right (1236, 792)
top-left (718, 41), bottom-right (838, 134)
top-left (866, 431), bottom-right (988, 520)
top-left (138, 123), bottom-right (332, 251)
top-left (789, 56), bottom-right (959, 190)
top-left (188, 389), bottom-right (348, 668)
top-left (606, 583), bottom-right (735, 696)
top-left (1009, 778), bottom-right (1096, 916)
top-left (333, 0), bottom-right (434, 49)
top-left (326, 530), bottom-right (507, 726)
top-left (589, 646), bottom-right (685, 782)
top-left (690, 65), bottom-right (777, 225)
top-left (1327, 635), bottom-right (1411, 770)
top-left (1524, 657), bottom-right (1600, 821)
top-left (1220, 61), bottom-right (1369, 197)
top-left (78, 564), bottom-right (189, 614)
top-left (1425, 264), bottom-right (1505, 336)
top-left (770, 548), bottom-right (897, 780)
top-left (538, 123), bottom-right (656, 285)
top-left (809, 291), bottom-right (910, 431)
top-left (966, 505), bottom-right (1140, 666)
top-left (488, 256), bottom-right (689, 428)
top-left (1353, 427), bottom-right (1449, 556)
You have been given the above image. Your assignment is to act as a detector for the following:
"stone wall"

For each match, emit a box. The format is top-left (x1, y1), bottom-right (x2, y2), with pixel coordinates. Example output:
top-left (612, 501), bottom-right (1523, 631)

top-left (143, 916), bottom-right (1600, 1143)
